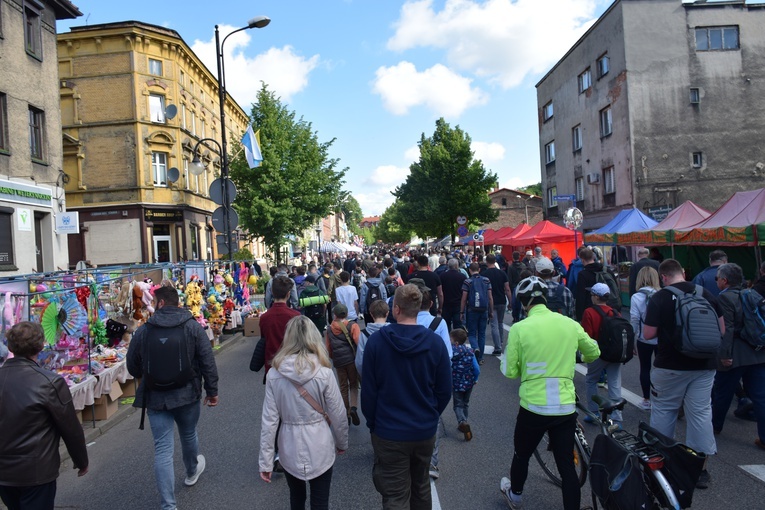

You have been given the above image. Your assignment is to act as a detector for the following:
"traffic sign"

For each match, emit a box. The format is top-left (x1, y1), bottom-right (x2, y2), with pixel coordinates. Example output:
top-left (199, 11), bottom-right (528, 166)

top-left (553, 194), bottom-right (576, 201)
top-left (209, 178), bottom-right (237, 206)
top-left (456, 216), bottom-right (468, 225)
top-left (212, 206), bottom-right (239, 233)
top-left (457, 225), bottom-right (468, 237)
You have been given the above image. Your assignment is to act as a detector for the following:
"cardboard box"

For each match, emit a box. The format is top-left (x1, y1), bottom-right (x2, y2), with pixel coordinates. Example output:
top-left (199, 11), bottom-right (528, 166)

top-left (244, 316), bottom-right (261, 337)
top-left (82, 396), bottom-right (118, 421)
top-left (76, 410), bottom-right (83, 424)
top-left (120, 378), bottom-right (139, 398)
top-left (107, 380), bottom-right (123, 401)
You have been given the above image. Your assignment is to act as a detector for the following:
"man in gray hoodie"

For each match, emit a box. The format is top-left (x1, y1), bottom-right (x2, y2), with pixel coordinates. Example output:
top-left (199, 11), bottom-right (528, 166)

top-left (355, 299), bottom-right (390, 375)
top-left (359, 265), bottom-right (388, 324)
top-left (265, 264), bottom-right (299, 309)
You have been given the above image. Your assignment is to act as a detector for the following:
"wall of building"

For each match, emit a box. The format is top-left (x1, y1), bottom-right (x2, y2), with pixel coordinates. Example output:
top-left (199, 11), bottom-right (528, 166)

top-left (482, 189), bottom-right (543, 230)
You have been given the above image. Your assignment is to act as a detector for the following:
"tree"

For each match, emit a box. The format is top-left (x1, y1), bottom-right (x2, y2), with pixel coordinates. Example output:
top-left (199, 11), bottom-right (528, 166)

top-left (376, 201), bottom-right (412, 244)
top-left (229, 85), bottom-right (346, 264)
top-left (393, 118), bottom-right (498, 242)
top-left (518, 182), bottom-right (542, 196)
top-left (359, 226), bottom-right (377, 246)
top-left (338, 193), bottom-right (363, 235)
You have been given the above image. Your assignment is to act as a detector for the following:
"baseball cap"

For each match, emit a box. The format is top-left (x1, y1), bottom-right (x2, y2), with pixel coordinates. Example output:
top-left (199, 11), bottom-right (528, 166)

top-left (535, 257), bottom-right (555, 275)
top-left (525, 250), bottom-right (533, 257)
top-left (332, 303), bottom-right (348, 317)
top-left (586, 282), bottom-right (611, 297)
top-left (407, 278), bottom-right (429, 294)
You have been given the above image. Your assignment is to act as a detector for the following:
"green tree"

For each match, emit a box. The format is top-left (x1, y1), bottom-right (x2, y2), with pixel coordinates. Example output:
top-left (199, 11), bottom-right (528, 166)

top-left (377, 201), bottom-right (412, 244)
top-left (229, 85), bottom-right (346, 264)
top-left (518, 182), bottom-right (542, 196)
top-left (359, 226), bottom-right (377, 246)
top-left (232, 247), bottom-right (253, 261)
top-left (393, 118), bottom-right (498, 242)
top-left (338, 193), bottom-right (363, 235)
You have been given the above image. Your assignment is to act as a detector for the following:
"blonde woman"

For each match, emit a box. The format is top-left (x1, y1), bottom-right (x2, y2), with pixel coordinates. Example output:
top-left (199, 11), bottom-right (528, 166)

top-left (630, 265), bottom-right (661, 410)
top-left (259, 316), bottom-right (349, 510)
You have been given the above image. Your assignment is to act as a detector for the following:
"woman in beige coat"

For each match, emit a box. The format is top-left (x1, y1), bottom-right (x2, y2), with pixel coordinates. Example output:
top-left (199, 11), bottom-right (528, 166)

top-left (259, 316), bottom-right (349, 510)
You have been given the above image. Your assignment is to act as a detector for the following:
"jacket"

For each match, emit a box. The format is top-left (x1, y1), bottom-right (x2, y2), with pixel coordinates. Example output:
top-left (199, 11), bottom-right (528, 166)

top-left (0, 358), bottom-right (88, 486)
top-left (355, 322), bottom-right (388, 375)
top-left (264, 271), bottom-right (299, 308)
top-left (502, 305), bottom-right (600, 415)
top-left (259, 354), bottom-right (349, 480)
top-left (127, 306), bottom-right (219, 410)
top-left (260, 303), bottom-right (301, 374)
top-left (718, 287), bottom-right (765, 369)
top-left (360, 323), bottom-right (452, 442)
top-left (630, 287), bottom-right (657, 344)
top-left (326, 320), bottom-right (360, 368)
top-left (359, 277), bottom-right (387, 314)
top-left (575, 262), bottom-right (603, 321)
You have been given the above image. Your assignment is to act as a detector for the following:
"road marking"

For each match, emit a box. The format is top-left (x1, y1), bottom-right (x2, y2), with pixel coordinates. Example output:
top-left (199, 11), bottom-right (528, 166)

top-left (431, 479), bottom-right (442, 509)
top-left (740, 465), bottom-right (765, 482)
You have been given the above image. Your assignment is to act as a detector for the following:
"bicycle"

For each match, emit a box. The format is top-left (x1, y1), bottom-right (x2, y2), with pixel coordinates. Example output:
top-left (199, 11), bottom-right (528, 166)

top-left (534, 394), bottom-right (689, 510)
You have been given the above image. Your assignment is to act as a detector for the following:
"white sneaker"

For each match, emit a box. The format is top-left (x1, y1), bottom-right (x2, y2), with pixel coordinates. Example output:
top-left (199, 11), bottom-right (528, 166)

top-left (184, 455), bottom-right (206, 486)
top-left (639, 399), bottom-right (651, 411)
top-left (429, 464), bottom-right (440, 479)
top-left (500, 477), bottom-right (523, 509)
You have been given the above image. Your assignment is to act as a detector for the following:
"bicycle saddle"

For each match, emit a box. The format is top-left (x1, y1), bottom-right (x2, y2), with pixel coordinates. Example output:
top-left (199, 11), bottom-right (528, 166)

top-left (591, 395), bottom-right (627, 414)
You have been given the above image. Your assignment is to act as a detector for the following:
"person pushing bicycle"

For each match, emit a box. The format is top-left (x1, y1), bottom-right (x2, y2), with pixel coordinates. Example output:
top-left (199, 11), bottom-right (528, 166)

top-left (499, 276), bottom-right (601, 510)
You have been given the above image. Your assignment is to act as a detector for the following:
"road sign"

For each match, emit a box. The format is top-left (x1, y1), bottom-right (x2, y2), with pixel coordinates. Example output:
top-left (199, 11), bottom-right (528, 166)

top-left (473, 233), bottom-right (484, 242)
top-left (212, 206), bottom-right (239, 233)
top-left (477, 229), bottom-right (485, 235)
top-left (209, 178), bottom-right (237, 206)
top-left (553, 194), bottom-right (576, 201)
top-left (456, 216), bottom-right (468, 225)
top-left (457, 225), bottom-right (468, 237)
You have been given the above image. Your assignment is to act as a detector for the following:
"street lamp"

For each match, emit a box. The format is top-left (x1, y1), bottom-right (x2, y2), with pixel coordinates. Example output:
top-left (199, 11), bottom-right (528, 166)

top-left (213, 16), bottom-right (270, 260)
top-left (516, 195), bottom-right (532, 224)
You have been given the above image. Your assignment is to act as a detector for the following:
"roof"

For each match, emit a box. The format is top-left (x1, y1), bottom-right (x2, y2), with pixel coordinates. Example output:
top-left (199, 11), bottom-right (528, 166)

top-left (360, 216), bottom-right (380, 223)
top-left (653, 201), bottom-right (710, 230)
top-left (679, 188), bottom-right (765, 230)
top-left (591, 208), bottom-right (658, 234)
top-left (511, 221), bottom-right (577, 245)
top-left (49, 0), bottom-right (82, 19)
top-left (489, 188), bottom-right (539, 199)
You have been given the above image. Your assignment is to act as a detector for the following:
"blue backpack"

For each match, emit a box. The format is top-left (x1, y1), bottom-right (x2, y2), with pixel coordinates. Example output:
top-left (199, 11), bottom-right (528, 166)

top-left (468, 276), bottom-right (489, 312)
top-left (740, 289), bottom-right (765, 351)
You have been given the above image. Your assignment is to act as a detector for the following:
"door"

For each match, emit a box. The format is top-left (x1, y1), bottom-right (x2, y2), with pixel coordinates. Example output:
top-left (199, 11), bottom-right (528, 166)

top-left (34, 213), bottom-right (44, 271)
top-left (154, 235), bottom-right (172, 263)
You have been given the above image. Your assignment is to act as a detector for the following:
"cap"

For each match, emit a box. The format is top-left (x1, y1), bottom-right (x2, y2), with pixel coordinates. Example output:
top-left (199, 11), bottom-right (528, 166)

top-left (407, 277), bottom-right (429, 294)
top-left (332, 303), bottom-right (348, 317)
top-left (586, 282), bottom-right (611, 297)
top-left (525, 250), bottom-right (533, 257)
top-left (305, 274), bottom-right (317, 283)
top-left (535, 257), bottom-right (555, 274)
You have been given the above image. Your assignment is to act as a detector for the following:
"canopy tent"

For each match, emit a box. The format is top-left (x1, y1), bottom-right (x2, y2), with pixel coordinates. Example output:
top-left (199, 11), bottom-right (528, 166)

top-left (673, 188), bottom-right (765, 246)
top-left (486, 226), bottom-right (516, 245)
top-left (498, 221), bottom-right (577, 265)
top-left (618, 201), bottom-right (711, 246)
top-left (495, 223), bottom-right (531, 245)
top-left (319, 241), bottom-right (344, 253)
top-left (584, 208), bottom-right (658, 245)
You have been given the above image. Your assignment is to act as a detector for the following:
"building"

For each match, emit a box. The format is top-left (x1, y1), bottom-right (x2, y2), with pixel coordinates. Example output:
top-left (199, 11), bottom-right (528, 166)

top-left (359, 216), bottom-right (380, 229)
top-left (482, 188), bottom-right (543, 230)
top-left (536, 0), bottom-right (765, 230)
top-left (0, 0), bottom-right (81, 275)
top-left (57, 20), bottom-right (251, 266)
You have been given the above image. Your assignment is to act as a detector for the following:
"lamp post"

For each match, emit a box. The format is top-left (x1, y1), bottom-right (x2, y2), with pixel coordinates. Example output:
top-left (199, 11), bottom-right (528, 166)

top-left (516, 194), bottom-right (532, 224)
top-left (212, 16), bottom-right (270, 260)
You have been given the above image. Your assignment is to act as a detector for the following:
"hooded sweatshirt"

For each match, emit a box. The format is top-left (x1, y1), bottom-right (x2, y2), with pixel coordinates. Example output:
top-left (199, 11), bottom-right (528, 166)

top-left (355, 322), bottom-right (388, 375)
top-left (575, 261), bottom-right (604, 321)
top-left (360, 323), bottom-right (452, 442)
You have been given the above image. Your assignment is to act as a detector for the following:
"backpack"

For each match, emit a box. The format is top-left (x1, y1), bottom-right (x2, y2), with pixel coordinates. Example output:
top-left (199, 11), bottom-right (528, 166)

top-left (596, 270), bottom-right (623, 310)
top-left (593, 306), bottom-right (634, 364)
top-left (545, 284), bottom-right (567, 315)
top-left (664, 285), bottom-right (722, 359)
top-left (300, 286), bottom-right (328, 319)
top-left (385, 282), bottom-right (397, 297)
top-left (739, 289), bottom-right (765, 351)
top-left (451, 344), bottom-right (476, 392)
top-left (352, 271), bottom-right (364, 293)
top-left (365, 281), bottom-right (383, 310)
top-left (142, 322), bottom-right (194, 391)
top-left (467, 276), bottom-right (489, 312)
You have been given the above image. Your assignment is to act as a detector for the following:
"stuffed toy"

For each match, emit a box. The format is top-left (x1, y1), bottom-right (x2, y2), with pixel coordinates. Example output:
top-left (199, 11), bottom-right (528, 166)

top-left (185, 280), bottom-right (203, 318)
top-left (132, 284), bottom-right (144, 321)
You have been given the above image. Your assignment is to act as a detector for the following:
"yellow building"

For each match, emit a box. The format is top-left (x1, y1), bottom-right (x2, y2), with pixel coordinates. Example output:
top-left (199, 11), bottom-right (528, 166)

top-left (57, 20), bottom-right (250, 265)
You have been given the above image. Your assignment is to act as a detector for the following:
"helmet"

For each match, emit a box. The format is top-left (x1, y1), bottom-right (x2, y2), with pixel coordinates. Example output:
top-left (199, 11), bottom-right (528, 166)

top-left (516, 276), bottom-right (548, 304)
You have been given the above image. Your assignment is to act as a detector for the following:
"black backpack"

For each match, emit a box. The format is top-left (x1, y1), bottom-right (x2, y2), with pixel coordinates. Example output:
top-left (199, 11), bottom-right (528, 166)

top-left (365, 281), bottom-right (383, 309)
top-left (300, 286), bottom-right (327, 319)
top-left (593, 306), bottom-right (635, 364)
top-left (596, 270), bottom-right (623, 310)
top-left (143, 322), bottom-right (195, 391)
top-left (545, 284), bottom-right (567, 315)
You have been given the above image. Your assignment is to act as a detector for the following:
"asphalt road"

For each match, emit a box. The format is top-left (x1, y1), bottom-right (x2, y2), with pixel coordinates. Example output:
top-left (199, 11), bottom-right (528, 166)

top-left (51, 320), bottom-right (765, 509)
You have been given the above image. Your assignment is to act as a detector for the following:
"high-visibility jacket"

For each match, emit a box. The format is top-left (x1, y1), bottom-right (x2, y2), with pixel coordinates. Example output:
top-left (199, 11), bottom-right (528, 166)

top-left (501, 305), bottom-right (600, 415)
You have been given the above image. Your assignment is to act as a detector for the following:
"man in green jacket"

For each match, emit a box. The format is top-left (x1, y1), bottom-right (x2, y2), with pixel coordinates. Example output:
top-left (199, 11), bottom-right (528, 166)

top-left (499, 276), bottom-right (600, 510)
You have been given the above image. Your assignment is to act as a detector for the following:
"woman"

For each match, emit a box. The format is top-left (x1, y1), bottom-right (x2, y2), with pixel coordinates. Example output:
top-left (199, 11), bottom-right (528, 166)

top-left (259, 316), bottom-right (349, 510)
top-left (630, 265), bottom-right (661, 410)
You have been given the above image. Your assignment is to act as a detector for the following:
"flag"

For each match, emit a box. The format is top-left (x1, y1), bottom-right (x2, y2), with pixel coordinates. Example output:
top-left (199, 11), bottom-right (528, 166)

top-left (241, 126), bottom-right (263, 169)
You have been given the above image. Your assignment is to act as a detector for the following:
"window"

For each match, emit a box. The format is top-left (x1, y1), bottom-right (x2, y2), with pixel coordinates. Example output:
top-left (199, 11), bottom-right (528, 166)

top-left (183, 159), bottom-right (190, 190)
top-left (0, 209), bottom-right (15, 267)
top-left (572, 124), bottom-right (582, 152)
top-left (696, 26), bottom-right (739, 51)
top-left (544, 141), bottom-right (555, 164)
top-left (578, 68), bottom-right (592, 93)
top-left (152, 152), bottom-right (168, 186)
top-left (543, 101), bottom-right (553, 121)
top-left (501, 197), bottom-right (507, 207)
top-left (149, 94), bottom-right (166, 123)
top-left (575, 177), bottom-right (584, 201)
top-left (690, 88), bottom-right (700, 104)
top-left (24, 3), bottom-right (42, 60)
top-left (597, 54), bottom-right (610, 78)
top-left (28, 106), bottom-right (45, 161)
top-left (548, 186), bottom-right (558, 207)
top-left (603, 167), bottom-right (615, 194)
top-left (191, 113), bottom-right (196, 136)
top-left (200, 118), bottom-right (205, 138)
top-left (0, 93), bottom-right (8, 152)
top-left (600, 106), bottom-right (612, 137)
top-left (179, 70), bottom-right (185, 87)
top-left (692, 152), bottom-right (703, 168)
top-left (181, 104), bottom-right (187, 129)
top-left (149, 58), bottom-right (163, 76)
top-left (189, 80), bottom-right (194, 95)
top-left (200, 90), bottom-right (205, 104)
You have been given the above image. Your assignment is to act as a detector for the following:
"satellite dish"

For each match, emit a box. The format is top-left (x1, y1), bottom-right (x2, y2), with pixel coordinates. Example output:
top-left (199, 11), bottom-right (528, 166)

top-left (167, 167), bottom-right (180, 183)
top-left (165, 104), bottom-right (178, 120)
top-left (563, 207), bottom-right (583, 230)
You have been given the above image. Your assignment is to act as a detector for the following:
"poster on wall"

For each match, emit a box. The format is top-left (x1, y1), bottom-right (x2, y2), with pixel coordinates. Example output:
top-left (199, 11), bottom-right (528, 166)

top-left (17, 209), bottom-right (32, 232)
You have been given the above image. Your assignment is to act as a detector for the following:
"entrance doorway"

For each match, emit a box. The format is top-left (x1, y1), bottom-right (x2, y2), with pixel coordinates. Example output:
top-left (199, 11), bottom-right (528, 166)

top-left (154, 235), bottom-right (171, 262)
top-left (34, 212), bottom-right (45, 271)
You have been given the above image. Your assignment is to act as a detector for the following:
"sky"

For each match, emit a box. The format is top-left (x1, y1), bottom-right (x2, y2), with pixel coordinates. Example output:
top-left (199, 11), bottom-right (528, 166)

top-left (58, 0), bottom-right (615, 217)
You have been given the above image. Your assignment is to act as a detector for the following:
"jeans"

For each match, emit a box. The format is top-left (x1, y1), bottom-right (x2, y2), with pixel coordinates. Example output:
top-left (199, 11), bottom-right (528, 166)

top-left (284, 466), bottom-right (333, 510)
top-left (636, 341), bottom-right (657, 400)
top-left (371, 433), bottom-right (435, 510)
top-left (512, 289), bottom-right (522, 323)
top-left (489, 303), bottom-right (507, 351)
top-left (585, 358), bottom-right (623, 423)
top-left (430, 416), bottom-right (445, 467)
top-left (465, 309), bottom-right (488, 361)
top-left (712, 363), bottom-right (765, 439)
top-left (650, 368), bottom-right (717, 455)
top-left (510, 408), bottom-right (580, 510)
top-left (0, 481), bottom-right (56, 510)
top-left (148, 400), bottom-right (202, 510)
top-left (335, 363), bottom-right (359, 416)
top-left (453, 387), bottom-right (474, 423)
top-left (442, 306), bottom-right (462, 332)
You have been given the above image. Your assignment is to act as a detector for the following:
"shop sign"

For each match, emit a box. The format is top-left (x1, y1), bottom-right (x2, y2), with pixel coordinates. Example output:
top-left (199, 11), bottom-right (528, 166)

top-left (648, 205), bottom-right (673, 221)
top-left (17, 208), bottom-right (32, 232)
top-left (144, 209), bottom-right (183, 222)
top-left (0, 180), bottom-right (52, 207)
top-left (55, 211), bottom-right (80, 234)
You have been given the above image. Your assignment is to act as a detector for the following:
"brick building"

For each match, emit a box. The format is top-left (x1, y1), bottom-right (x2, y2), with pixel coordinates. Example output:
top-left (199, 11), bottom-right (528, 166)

top-left (482, 188), bottom-right (543, 231)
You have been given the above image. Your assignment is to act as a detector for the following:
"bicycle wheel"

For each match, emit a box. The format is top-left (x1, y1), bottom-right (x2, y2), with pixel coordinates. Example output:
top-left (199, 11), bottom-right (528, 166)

top-left (533, 425), bottom-right (588, 488)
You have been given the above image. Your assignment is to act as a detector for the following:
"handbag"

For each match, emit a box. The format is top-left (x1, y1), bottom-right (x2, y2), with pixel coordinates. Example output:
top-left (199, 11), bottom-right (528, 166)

top-left (249, 337), bottom-right (266, 372)
top-left (288, 378), bottom-right (331, 425)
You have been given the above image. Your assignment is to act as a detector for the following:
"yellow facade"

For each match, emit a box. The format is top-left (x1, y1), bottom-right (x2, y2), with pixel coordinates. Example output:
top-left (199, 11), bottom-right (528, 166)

top-left (57, 20), bottom-right (252, 265)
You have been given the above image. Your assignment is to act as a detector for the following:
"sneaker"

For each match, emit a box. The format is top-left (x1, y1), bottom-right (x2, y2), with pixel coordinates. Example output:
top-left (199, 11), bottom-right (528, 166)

top-left (458, 421), bottom-right (473, 441)
top-left (493, 349), bottom-right (502, 356)
top-left (184, 455), bottom-right (206, 486)
top-left (639, 399), bottom-right (651, 411)
top-left (475, 348), bottom-right (481, 358)
top-left (479, 359), bottom-right (485, 365)
top-left (350, 406), bottom-right (360, 426)
top-left (429, 464), bottom-right (440, 479)
top-left (582, 415), bottom-right (597, 425)
top-left (696, 469), bottom-right (711, 489)
top-left (597, 381), bottom-right (607, 389)
top-left (500, 477), bottom-right (523, 509)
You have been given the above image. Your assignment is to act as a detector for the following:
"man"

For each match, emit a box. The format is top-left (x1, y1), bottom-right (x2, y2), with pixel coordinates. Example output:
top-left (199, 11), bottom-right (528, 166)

top-left (360, 266), bottom-right (388, 324)
top-left (507, 251), bottom-right (526, 323)
top-left (530, 246), bottom-right (543, 274)
top-left (522, 250), bottom-right (534, 269)
top-left (127, 285), bottom-right (219, 510)
top-left (500, 277), bottom-right (600, 510)
top-left (261, 275), bottom-right (303, 374)
top-left (754, 261), bottom-right (765, 297)
top-left (643, 259), bottom-right (723, 489)
top-left (711, 263), bottom-right (765, 449)
top-left (692, 250), bottom-right (728, 297)
top-left (0, 322), bottom-right (89, 510)
top-left (482, 254), bottom-right (513, 355)
top-left (521, 257), bottom-right (574, 319)
top-left (361, 284), bottom-right (452, 509)
top-left (461, 262), bottom-right (494, 364)
top-left (574, 247), bottom-right (600, 321)
top-left (434, 256), bottom-right (449, 276)
top-left (566, 247), bottom-right (586, 294)
top-left (628, 247), bottom-right (660, 296)
top-left (440, 258), bottom-right (468, 331)
top-left (343, 252), bottom-right (357, 274)
top-left (428, 250), bottom-right (440, 272)
top-left (407, 254), bottom-right (444, 317)
top-left (550, 249), bottom-right (567, 283)
top-left (307, 263), bottom-right (326, 293)
top-left (264, 264), bottom-right (299, 309)
top-left (495, 249), bottom-right (508, 272)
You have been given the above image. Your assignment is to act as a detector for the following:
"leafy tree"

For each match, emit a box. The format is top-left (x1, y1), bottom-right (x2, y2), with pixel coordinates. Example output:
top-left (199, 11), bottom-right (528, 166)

top-left (518, 182), bottom-right (542, 196)
top-left (232, 247), bottom-right (253, 261)
top-left (339, 193), bottom-right (363, 235)
top-left (359, 226), bottom-right (377, 246)
top-left (377, 201), bottom-right (412, 244)
top-left (229, 85), bottom-right (347, 264)
top-left (393, 118), bottom-right (498, 242)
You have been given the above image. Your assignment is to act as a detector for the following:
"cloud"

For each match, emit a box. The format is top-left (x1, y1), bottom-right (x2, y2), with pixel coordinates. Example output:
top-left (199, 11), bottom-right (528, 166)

top-left (191, 26), bottom-right (320, 106)
top-left (472, 141), bottom-right (505, 164)
top-left (404, 145), bottom-right (420, 162)
top-left (387, 0), bottom-right (599, 88)
top-left (499, 175), bottom-right (539, 192)
top-left (354, 190), bottom-right (398, 217)
top-left (372, 61), bottom-right (488, 116)
top-left (354, 163), bottom-right (412, 215)
top-left (364, 165), bottom-right (410, 187)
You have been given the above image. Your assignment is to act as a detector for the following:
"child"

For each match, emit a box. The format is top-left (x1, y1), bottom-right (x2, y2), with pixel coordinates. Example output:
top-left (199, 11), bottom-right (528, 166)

top-left (334, 271), bottom-right (360, 322)
top-left (355, 299), bottom-right (390, 376)
top-left (450, 328), bottom-right (480, 441)
top-left (326, 304), bottom-right (361, 425)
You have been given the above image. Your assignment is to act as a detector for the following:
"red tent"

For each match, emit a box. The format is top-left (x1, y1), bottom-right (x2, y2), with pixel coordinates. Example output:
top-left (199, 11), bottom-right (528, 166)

top-left (507, 221), bottom-right (578, 265)
top-left (653, 201), bottom-right (711, 230)
top-left (674, 188), bottom-right (765, 246)
top-left (484, 226), bottom-right (515, 245)
top-left (495, 223), bottom-right (531, 245)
